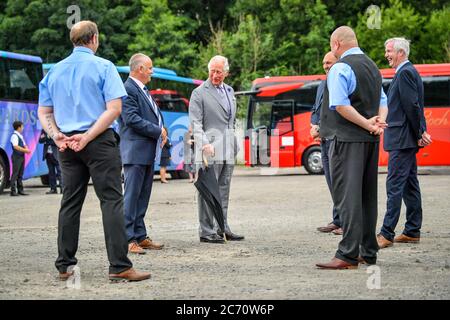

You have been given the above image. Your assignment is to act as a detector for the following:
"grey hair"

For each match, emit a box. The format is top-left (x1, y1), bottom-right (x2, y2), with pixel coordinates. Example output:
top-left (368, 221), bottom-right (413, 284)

top-left (129, 53), bottom-right (150, 71)
top-left (385, 37), bottom-right (410, 57)
top-left (208, 55), bottom-right (229, 73)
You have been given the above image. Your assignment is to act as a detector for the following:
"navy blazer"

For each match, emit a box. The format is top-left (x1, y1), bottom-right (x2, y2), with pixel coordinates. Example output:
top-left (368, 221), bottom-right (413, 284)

top-left (384, 62), bottom-right (427, 151)
top-left (118, 78), bottom-right (163, 165)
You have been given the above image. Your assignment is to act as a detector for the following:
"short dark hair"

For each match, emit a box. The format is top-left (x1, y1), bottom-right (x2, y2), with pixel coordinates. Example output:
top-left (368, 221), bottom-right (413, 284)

top-left (70, 20), bottom-right (98, 46)
top-left (13, 121), bottom-right (23, 130)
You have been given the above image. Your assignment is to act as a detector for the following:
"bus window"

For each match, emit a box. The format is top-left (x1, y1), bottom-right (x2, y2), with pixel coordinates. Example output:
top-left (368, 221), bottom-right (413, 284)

top-left (423, 77), bottom-right (450, 107)
top-left (1, 58), bottom-right (41, 102)
top-left (271, 100), bottom-right (294, 135)
top-left (251, 98), bottom-right (272, 130)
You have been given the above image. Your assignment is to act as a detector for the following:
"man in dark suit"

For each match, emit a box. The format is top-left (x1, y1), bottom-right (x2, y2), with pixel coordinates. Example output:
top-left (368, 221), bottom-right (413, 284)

top-left (39, 129), bottom-right (62, 194)
top-left (118, 53), bottom-right (166, 254)
top-left (377, 38), bottom-right (432, 249)
top-left (310, 52), bottom-right (341, 235)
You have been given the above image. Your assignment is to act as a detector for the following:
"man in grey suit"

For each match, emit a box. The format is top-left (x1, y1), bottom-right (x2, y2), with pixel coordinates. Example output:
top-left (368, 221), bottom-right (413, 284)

top-left (118, 53), bottom-right (166, 254)
top-left (189, 55), bottom-right (244, 244)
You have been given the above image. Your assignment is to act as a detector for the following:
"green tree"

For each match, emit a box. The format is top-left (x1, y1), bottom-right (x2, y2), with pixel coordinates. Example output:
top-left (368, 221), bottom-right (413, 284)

top-left (421, 6), bottom-right (450, 62)
top-left (354, 0), bottom-right (424, 67)
top-left (128, 0), bottom-right (197, 75)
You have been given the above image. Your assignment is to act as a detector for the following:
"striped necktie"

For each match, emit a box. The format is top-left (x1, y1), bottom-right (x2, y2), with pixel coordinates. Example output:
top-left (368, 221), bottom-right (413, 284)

top-left (143, 86), bottom-right (162, 128)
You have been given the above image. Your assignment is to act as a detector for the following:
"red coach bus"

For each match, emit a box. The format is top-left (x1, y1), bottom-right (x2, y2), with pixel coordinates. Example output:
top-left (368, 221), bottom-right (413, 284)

top-left (242, 63), bottom-right (450, 174)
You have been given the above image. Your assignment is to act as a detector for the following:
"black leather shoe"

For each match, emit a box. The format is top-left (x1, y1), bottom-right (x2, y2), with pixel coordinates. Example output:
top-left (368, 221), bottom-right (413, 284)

top-left (224, 232), bottom-right (245, 241)
top-left (46, 189), bottom-right (58, 194)
top-left (18, 191), bottom-right (29, 196)
top-left (200, 234), bottom-right (225, 244)
top-left (10, 192), bottom-right (19, 196)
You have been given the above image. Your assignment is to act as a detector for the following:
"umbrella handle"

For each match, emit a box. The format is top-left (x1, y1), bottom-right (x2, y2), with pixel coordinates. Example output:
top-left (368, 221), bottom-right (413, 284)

top-left (202, 152), bottom-right (209, 168)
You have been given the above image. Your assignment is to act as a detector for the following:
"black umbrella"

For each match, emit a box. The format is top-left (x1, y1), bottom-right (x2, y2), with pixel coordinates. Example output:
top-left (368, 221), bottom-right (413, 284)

top-left (194, 155), bottom-right (226, 241)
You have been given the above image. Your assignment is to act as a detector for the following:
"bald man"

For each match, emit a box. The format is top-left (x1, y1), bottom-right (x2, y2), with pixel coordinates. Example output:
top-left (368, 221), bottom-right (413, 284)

top-left (38, 21), bottom-right (150, 281)
top-left (119, 53), bottom-right (166, 254)
top-left (316, 26), bottom-right (388, 270)
top-left (310, 52), bottom-right (341, 235)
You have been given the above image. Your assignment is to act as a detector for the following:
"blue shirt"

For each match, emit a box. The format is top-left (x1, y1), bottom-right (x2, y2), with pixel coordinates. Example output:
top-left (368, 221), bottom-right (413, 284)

top-left (39, 47), bottom-right (127, 132)
top-left (327, 47), bottom-right (387, 110)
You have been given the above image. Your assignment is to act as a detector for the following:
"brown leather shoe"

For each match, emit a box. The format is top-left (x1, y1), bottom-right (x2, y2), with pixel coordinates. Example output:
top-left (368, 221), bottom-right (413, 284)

top-left (139, 237), bottom-right (164, 250)
top-left (316, 257), bottom-right (358, 270)
top-left (377, 234), bottom-right (393, 249)
top-left (394, 234), bottom-right (420, 243)
top-left (317, 223), bottom-right (340, 233)
top-left (109, 268), bottom-right (151, 282)
top-left (59, 271), bottom-right (74, 281)
top-left (128, 242), bottom-right (146, 254)
top-left (332, 227), bottom-right (343, 235)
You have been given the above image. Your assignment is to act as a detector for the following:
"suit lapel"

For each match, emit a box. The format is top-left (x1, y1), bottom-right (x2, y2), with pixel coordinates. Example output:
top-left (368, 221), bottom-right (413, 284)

top-left (205, 79), bottom-right (228, 114)
top-left (223, 84), bottom-right (235, 122)
top-left (127, 77), bottom-right (159, 119)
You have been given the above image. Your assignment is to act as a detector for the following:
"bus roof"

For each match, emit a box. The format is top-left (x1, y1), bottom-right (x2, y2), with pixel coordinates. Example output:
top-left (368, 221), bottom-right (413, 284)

top-left (43, 63), bottom-right (203, 85)
top-left (252, 63), bottom-right (450, 89)
top-left (0, 50), bottom-right (43, 63)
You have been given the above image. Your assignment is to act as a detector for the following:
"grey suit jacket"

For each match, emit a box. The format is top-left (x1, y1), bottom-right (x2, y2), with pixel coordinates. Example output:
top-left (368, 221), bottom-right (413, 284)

top-left (189, 79), bottom-right (239, 163)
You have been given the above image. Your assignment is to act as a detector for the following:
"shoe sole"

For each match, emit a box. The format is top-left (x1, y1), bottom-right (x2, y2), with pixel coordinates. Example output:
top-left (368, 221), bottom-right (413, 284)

top-left (109, 276), bottom-right (151, 282)
top-left (316, 265), bottom-right (358, 270)
top-left (200, 240), bottom-right (225, 244)
top-left (129, 251), bottom-right (146, 255)
top-left (394, 240), bottom-right (420, 243)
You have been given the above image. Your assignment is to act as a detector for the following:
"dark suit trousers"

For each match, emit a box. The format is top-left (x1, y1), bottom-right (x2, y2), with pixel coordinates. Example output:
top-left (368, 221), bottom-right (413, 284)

top-left (330, 140), bottom-right (379, 265)
top-left (380, 148), bottom-right (422, 241)
top-left (55, 129), bottom-right (132, 274)
top-left (321, 138), bottom-right (340, 227)
top-left (123, 164), bottom-right (155, 243)
top-left (10, 154), bottom-right (25, 192)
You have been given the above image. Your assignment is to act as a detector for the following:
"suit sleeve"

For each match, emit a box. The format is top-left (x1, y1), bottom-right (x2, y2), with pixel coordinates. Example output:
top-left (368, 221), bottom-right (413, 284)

top-left (189, 89), bottom-right (210, 147)
top-left (121, 90), bottom-right (162, 139)
top-left (398, 69), bottom-right (422, 140)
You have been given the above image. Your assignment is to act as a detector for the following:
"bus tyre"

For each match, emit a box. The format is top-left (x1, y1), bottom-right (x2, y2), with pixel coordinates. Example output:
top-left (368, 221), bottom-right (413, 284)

top-left (0, 156), bottom-right (7, 194)
top-left (40, 174), bottom-right (49, 186)
top-left (303, 146), bottom-right (324, 175)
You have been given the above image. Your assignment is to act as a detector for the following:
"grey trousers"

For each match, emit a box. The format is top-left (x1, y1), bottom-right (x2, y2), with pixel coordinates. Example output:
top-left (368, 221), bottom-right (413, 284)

top-left (329, 139), bottom-right (379, 265)
top-left (198, 163), bottom-right (234, 237)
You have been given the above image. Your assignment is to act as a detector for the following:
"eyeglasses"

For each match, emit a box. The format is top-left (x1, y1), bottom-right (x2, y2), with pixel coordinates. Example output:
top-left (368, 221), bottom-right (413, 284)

top-left (210, 69), bottom-right (224, 76)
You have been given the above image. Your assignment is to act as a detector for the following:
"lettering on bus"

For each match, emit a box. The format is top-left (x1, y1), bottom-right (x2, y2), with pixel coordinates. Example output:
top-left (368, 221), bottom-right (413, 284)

top-left (0, 107), bottom-right (38, 126)
top-left (424, 109), bottom-right (449, 126)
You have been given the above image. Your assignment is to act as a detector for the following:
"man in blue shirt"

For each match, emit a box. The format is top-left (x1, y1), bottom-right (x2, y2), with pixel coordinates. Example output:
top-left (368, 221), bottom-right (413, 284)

top-left (310, 51), bottom-right (342, 235)
top-left (38, 20), bottom-right (150, 282)
top-left (316, 26), bottom-right (387, 270)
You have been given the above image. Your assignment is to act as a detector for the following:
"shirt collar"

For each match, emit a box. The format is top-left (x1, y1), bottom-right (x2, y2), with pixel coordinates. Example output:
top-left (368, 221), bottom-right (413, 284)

top-left (395, 60), bottom-right (410, 73)
top-left (73, 46), bottom-right (94, 55)
top-left (341, 47), bottom-right (364, 59)
top-left (129, 76), bottom-right (146, 91)
top-left (13, 131), bottom-right (24, 138)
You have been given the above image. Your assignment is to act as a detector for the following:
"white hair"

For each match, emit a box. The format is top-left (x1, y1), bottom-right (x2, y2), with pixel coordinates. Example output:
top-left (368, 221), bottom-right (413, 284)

top-left (208, 55), bottom-right (229, 72)
top-left (385, 37), bottom-right (410, 57)
top-left (129, 53), bottom-right (150, 71)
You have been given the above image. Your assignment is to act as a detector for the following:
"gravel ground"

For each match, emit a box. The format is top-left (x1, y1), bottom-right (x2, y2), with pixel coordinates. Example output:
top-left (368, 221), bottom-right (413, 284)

top-left (0, 166), bottom-right (449, 300)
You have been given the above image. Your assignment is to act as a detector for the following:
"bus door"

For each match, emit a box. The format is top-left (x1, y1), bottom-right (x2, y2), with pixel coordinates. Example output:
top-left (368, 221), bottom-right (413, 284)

top-left (270, 100), bottom-right (295, 167)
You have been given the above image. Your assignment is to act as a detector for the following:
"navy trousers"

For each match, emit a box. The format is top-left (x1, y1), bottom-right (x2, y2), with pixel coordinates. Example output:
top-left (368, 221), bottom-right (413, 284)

top-left (380, 148), bottom-right (422, 241)
top-left (123, 164), bottom-right (155, 243)
top-left (322, 138), bottom-right (340, 227)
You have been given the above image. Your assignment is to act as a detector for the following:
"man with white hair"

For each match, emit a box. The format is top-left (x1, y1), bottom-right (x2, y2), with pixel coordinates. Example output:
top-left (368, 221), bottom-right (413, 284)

top-left (118, 53), bottom-right (166, 254)
top-left (189, 55), bottom-right (244, 243)
top-left (377, 38), bottom-right (432, 249)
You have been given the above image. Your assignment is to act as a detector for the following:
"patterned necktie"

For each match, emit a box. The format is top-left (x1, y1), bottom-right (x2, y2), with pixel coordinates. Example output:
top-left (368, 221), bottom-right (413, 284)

top-left (217, 85), bottom-right (231, 116)
top-left (143, 86), bottom-right (162, 128)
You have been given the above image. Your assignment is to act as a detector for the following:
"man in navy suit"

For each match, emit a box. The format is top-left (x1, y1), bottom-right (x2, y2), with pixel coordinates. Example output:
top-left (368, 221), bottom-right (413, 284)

top-left (377, 38), bottom-right (432, 249)
top-left (118, 53), bottom-right (166, 254)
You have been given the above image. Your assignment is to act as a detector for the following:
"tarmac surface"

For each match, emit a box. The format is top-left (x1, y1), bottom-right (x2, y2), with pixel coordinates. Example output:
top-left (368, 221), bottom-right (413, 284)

top-left (0, 166), bottom-right (449, 300)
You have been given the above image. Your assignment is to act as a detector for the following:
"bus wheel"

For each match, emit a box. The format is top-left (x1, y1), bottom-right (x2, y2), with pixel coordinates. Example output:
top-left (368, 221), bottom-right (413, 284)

top-left (303, 146), bottom-right (324, 175)
top-left (40, 174), bottom-right (49, 186)
top-left (0, 157), bottom-right (7, 194)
